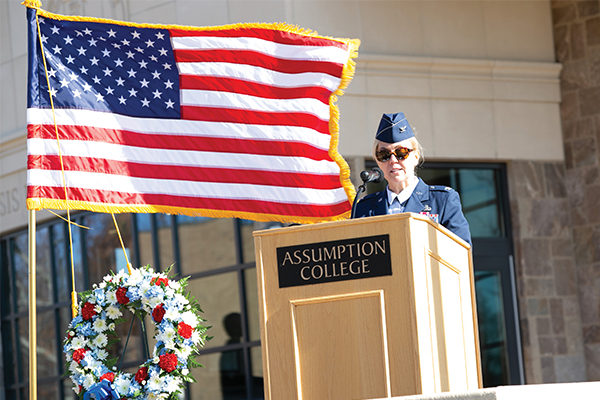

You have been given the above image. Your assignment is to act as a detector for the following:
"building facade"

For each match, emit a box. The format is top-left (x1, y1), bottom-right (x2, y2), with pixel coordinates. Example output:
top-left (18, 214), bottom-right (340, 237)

top-left (1, 0), bottom-right (598, 399)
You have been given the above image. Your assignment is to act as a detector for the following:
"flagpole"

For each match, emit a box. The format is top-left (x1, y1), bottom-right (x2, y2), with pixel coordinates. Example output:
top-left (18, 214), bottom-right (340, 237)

top-left (28, 209), bottom-right (37, 400)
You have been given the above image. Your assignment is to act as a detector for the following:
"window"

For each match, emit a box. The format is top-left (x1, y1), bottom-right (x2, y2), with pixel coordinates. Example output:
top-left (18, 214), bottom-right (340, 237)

top-left (1, 214), bottom-right (277, 399)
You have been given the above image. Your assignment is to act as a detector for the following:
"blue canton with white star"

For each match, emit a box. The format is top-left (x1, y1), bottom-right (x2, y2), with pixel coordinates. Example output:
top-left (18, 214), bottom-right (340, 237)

top-left (31, 14), bottom-right (180, 118)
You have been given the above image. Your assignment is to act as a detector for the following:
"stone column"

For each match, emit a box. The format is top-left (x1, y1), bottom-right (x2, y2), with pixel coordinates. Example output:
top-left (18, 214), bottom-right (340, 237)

top-left (507, 161), bottom-right (586, 383)
top-left (551, 0), bottom-right (600, 381)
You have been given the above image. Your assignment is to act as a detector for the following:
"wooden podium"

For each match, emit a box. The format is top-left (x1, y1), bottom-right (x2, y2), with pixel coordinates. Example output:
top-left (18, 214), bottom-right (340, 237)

top-left (253, 213), bottom-right (481, 400)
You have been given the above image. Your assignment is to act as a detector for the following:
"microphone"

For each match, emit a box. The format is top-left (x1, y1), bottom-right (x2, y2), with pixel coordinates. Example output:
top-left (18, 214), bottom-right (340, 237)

top-left (351, 167), bottom-right (383, 218)
top-left (360, 167), bottom-right (383, 184)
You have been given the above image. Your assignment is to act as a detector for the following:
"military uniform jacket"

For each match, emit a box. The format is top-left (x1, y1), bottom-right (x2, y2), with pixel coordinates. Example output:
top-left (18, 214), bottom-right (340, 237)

top-left (353, 178), bottom-right (472, 245)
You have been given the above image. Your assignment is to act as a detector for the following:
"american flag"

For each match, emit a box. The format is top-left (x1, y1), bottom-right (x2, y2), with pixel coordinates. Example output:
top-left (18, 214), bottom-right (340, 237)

top-left (26, 7), bottom-right (359, 223)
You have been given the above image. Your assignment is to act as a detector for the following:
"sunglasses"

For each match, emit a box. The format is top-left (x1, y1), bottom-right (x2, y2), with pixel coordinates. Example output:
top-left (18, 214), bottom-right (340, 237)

top-left (375, 147), bottom-right (414, 162)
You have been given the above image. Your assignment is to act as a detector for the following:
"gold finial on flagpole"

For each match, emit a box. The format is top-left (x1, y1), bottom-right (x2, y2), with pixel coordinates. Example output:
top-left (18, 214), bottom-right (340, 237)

top-left (21, 0), bottom-right (42, 9)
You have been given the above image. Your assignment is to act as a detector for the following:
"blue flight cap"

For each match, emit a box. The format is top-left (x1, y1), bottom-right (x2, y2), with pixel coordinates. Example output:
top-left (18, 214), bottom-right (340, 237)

top-left (375, 112), bottom-right (415, 143)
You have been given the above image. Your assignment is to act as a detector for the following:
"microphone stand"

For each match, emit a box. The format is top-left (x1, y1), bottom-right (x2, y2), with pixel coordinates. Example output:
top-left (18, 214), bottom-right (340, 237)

top-left (350, 182), bottom-right (367, 219)
top-left (351, 167), bottom-right (383, 219)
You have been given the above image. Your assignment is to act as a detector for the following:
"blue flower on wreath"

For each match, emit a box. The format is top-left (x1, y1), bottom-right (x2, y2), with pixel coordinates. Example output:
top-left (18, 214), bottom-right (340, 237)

top-left (157, 321), bottom-right (170, 333)
top-left (127, 381), bottom-right (141, 396)
top-left (93, 288), bottom-right (106, 306)
top-left (165, 298), bottom-right (183, 312)
top-left (69, 316), bottom-right (82, 328)
top-left (76, 322), bottom-right (94, 336)
top-left (127, 286), bottom-right (142, 301)
top-left (75, 374), bottom-right (85, 385)
top-left (145, 286), bottom-right (162, 300)
top-left (149, 365), bottom-right (160, 376)
top-left (92, 364), bottom-right (110, 377)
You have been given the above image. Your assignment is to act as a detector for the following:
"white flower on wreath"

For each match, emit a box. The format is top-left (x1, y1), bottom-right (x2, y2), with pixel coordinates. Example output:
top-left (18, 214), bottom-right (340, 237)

top-left (147, 393), bottom-right (168, 400)
top-left (96, 348), bottom-right (108, 361)
top-left (175, 345), bottom-right (192, 360)
top-left (105, 305), bottom-right (122, 319)
top-left (106, 290), bottom-right (117, 305)
top-left (114, 375), bottom-right (131, 396)
top-left (158, 328), bottom-right (176, 349)
top-left (191, 330), bottom-right (204, 346)
top-left (173, 293), bottom-right (188, 308)
top-left (83, 374), bottom-right (95, 390)
top-left (128, 268), bottom-right (143, 286)
top-left (93, 318), bottom-right (108, 333)
top-left (114, 270), bottom-right (127, 282)
top-left (181, 311), bottom-right (198, 328)
top-left (139, 281), bottom-right (152, 297)
top-left (92, 333), bottom-right (107, 348)
top-left (69, 361), bottom-right (81, 375)
top-left (164, 375), bottom-right (182, 394)
top-left (147, 371), bottom-right (163, 393)
top-left (146, 295), bottom-right (163, 310)
top-left (71, 336), bottom-right (85, 349)
top-left (164, 307), bottom-right (180, 323)
top-left (83, 353), bottom-right (101, 371)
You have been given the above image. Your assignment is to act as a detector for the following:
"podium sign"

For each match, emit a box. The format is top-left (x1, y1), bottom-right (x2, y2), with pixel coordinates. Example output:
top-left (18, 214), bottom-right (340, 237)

top-left (276, 234), bottom-right (392, 287)
top-left (253, 213), bottom-right (481, 400)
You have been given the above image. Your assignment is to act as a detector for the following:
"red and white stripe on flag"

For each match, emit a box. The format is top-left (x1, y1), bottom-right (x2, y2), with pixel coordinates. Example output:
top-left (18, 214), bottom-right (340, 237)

top-left (26, 6), bottom-right (359, 223)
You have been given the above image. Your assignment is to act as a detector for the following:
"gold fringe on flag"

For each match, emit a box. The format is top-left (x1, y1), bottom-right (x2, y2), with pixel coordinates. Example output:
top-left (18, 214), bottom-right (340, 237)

top-left (24, 2), bottom-right (361, 224)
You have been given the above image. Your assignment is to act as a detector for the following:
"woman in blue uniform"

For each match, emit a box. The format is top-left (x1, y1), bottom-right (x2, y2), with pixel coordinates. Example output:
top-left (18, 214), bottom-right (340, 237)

top-left (353, 112), bottom-right (472, 245)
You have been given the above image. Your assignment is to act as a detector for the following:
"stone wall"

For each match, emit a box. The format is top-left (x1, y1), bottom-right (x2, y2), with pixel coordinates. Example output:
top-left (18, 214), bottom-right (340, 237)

top-left (507, 161), bottom-right (586, 383)
top-left (551, 0), bottom-right (600, 381)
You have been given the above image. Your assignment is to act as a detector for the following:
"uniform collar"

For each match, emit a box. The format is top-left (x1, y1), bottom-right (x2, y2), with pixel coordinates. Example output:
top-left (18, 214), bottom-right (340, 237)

top-left (413, 178), bottom-right (430, 201)
top-left (386, 176), bottom-right (419, 206)
top-left (402, 178), bottom-right (431, 212)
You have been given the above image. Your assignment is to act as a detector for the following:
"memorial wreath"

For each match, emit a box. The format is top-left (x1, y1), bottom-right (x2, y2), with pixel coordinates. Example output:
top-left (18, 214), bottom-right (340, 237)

top-left (63, 266), bottom-right (208, 400)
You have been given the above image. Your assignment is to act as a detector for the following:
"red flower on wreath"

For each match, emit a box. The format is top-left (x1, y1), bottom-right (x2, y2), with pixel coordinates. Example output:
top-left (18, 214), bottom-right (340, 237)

top-left (116, 287), bottom-right (129, 305)
top-left (81, 302), bottom-right (96, 320)
top-left (99, 372), bottom-right (115, 382)
top-left (159, 352), bottom-right (178, 372)
top-left (151, 277), bottom-right (169, 287)
top-left (178, 322), bottom-right (193, 339)
top-left (135, 366), bottom-right (148, 384)
top-left (152, 303), bottom-right (165, 323)
top-left (72, 348), bottom-right (87, 363)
